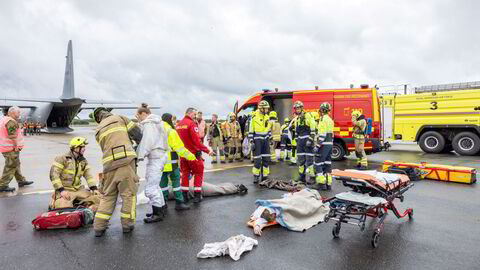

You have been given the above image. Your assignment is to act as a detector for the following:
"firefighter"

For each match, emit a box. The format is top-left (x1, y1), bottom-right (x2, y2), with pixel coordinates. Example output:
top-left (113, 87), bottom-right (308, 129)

top-left (49, 137), bottom-right (100, 209)
top-left (292, 101), bottom-right (316, 183)
top-left (207, 114), bottom-right (226, 164)
top-left (23, 122), bottom-right (27, 136)
top-left (279, 117), bottom-right (292, 161)
top-left (249, 100), bottom-right (272, 183)
top-left (269, 111), bottom-right (281, 163)
top-left (0, 107), bottom-right (33, 192)
top-left (92, 107), bottom-right (143, 237)
top-left (36, 122), bottom-right (42, 135)
top-left (312, 103), bottom-right (334, 190)
top-left (226, 113), bottom-right (243, 162)
top-left (159, 113), bottom-right (196, 211)
top-left (220, 117), bottom-right (230, 161)
top-left (28, 122), bottom-right (34, 136)
top-left (177, 108), bottom-right (212, 204)
top-left (352, 110), bottom-right (368, 169)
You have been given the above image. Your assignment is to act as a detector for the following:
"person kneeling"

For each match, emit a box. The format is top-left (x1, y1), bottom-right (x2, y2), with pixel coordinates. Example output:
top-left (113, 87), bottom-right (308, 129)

top-left (49, 137), bottom-right (100, 210)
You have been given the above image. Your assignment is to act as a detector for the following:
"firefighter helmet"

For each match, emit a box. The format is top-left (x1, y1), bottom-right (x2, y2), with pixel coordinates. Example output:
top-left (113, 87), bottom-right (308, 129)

top-left (320, 102), bottom-right (332, 112)
top-left (258, 100), bottom-right (270, 109)
top-left (93, 107), bottom-right (108, 123)
top-left (69, 137), bottom-right (88, 149)
top-left (284, 117), bottom-right (290, 123)
top-left (293, 101), bottom-right (304, 109)
top-left (269, 111), bottom-right (277, 118)
top-left (351, 110), bottom-right (362, 118)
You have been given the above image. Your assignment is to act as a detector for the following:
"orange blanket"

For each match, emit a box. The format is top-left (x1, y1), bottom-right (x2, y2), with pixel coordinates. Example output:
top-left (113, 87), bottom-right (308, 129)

top-left (332, 169), bottom-right (410, 191)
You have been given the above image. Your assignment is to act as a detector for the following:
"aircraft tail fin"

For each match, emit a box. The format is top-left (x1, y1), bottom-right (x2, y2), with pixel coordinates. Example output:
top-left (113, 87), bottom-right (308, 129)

top-left (61, 40), bottom-right (75, 99)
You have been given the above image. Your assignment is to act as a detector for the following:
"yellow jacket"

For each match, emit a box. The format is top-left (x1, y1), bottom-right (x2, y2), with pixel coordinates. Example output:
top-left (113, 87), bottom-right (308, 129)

top-left (163, 122), bottom-right (195, 172)
top-left (50, 152), bottom-right (96, 191)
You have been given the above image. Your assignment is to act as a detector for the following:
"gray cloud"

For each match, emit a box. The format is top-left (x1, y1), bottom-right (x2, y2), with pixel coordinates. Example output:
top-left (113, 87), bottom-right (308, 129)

top-left (1, 0), bottom-right (479, 118)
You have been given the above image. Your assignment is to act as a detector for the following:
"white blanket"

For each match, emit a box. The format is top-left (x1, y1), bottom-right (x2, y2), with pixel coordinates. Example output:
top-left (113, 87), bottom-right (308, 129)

top-left (345, 170), bottom-right (400, 184)
top-left (197, 234), bottom-right (258, 261)
top-left (335, 191), bottom-right (387, 206)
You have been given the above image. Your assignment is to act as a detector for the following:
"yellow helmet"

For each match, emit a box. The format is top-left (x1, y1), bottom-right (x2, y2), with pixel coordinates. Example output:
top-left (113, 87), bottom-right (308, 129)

top-left (351, 110), bottom-right (362, 118)
top-left (258, 100), bottom-right (270, 109)
top-left (69, 137), bottom-right (88, 149)
top-left (293, 101), bottom-right (304, 109)
top-left (269, 111), bottom-right (277, 118)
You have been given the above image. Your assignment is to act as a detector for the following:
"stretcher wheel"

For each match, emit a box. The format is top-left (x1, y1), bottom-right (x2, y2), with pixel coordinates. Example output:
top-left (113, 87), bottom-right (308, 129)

top-left (324, 215), bottom-right (330, 223)
top-left (332, 224), bottom-right (341, 238)
top-left (408, 209), bottom-right (413, 219)
top-left (371, 232), bottom-right (380, 248)
top-left (360, 223), bottom-right (365, 232)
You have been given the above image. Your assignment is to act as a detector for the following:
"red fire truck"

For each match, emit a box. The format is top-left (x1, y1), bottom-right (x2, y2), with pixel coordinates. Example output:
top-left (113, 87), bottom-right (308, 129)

top-left (235, 85), bottom-right (384, 160)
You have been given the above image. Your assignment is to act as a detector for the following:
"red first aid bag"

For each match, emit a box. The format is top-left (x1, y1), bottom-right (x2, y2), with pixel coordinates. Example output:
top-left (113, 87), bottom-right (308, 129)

top-left (32, 209), bottom-right (85, 230)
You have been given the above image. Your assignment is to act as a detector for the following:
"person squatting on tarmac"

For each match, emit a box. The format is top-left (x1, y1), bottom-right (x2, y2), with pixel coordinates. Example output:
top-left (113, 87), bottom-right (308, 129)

top-left (352, 110), bottom-right (368, 170)
top-left (249, 100), bottom-right (272, 183)
top-left (0, 106), bottom-right (33, 192)
top-left (135, 103), bottom-right (171, 223)
top-left (269, 111), bottom-right (281, 163)
top-left (226, 113), bottom-right (243, 163)
top-left (292, 101), bottom-right (316, 183)
top-left (159, 113), bottom-right (196, 211)
top-left (312, 102), bottom-right (334, 191)
top-left (177, 108), bottom-right (212, 204)
top-left (207, 114), bottom-right (226, 164)
top-left (49, 137), bottom-right (100, 209)
top-left (92, 107), bottom-right (143, 237)
top-left (279, 117), bottom-right (292, 161)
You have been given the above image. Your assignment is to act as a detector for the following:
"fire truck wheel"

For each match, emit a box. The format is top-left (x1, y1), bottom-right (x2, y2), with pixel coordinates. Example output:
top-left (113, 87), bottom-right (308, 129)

top-left (419, 131), bottom-right (445, 154)
top-left (331, 142), bottom-right (346, 161)
top-left (452, 132), bottom-right (480, 156)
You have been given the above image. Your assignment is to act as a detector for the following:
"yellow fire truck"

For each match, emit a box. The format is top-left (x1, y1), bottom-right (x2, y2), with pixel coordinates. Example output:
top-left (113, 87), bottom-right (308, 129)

top-left (380, 88), bottom-right (480, 156)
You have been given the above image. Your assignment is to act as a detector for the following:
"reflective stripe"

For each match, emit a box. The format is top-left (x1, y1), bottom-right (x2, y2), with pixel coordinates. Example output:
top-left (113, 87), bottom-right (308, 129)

top-left (161, 187), bottom-right (170, 191)
top-left (322, 142), bottom-right (333, 145)
top-left (63, 169), bottom-right (75, 175)
top-left (51, 179), bottom-right (62, 186)
top-left (102, 151), bottom-right (136, 163)
top-left (194, 187), bottom-right (202, 191)
top-left (253, 155), bottom-right (262, 159)
top-left (95, 213), bottom-right (111, 220)
top-left (99, 127), bottom-right (128, 142)
top-left (305, 153), bottom-right (315, 156)
top-left (325, 161), bottom-right (332, 164)
top-left (172, 187), bottom-right (181, 191)
top-left (296, 153), bottom-right (306, 156)
top-left (52, 162), bottom-right (64, 169)
top-left (180, 187), bottom-right (189, 191)
top-left (86, 178), bottom-right (96, 186)
top-left (254, 131), bottom-right (269, 135)
top-left (314, 162), bottom-right (324, 166)
top-left (171, 160), bottom-right (178, 164)
top-left (120, 212), bottom-right (131, 219)
top-left (298, 135), bottom-right (310, 139)
top-left (126, 121), bottom-right (135, 130)
top-left (131, 195), bottom-right (136, 222)
top-left (261, 154), bottom-right (271, 157)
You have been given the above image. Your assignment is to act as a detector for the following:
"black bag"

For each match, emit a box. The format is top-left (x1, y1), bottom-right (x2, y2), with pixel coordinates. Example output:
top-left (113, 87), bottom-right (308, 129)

top-left (387, 166), bottom-right (422, 181)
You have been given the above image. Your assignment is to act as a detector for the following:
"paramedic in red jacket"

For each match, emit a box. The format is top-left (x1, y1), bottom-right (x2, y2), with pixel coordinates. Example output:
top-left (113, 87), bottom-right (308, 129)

top-left (177, 108), bottom-right (212, 203)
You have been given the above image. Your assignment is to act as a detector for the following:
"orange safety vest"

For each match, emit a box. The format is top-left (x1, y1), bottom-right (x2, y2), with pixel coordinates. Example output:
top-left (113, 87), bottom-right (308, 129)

top-left (0, 117), bottom-right (25, 153)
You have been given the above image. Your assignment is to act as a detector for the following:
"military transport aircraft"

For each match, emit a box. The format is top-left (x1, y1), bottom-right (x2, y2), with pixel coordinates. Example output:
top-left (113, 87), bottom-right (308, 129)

top-left (0, 40), bottom-right (157, 133)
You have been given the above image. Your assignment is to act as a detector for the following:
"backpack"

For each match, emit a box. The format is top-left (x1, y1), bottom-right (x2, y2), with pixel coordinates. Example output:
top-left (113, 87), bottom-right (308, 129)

top-left (32, 208), bottom-right (94, 230)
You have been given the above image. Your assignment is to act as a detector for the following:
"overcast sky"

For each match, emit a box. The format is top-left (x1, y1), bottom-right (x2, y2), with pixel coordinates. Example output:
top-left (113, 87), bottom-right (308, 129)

top-left (1, 0), bottom-right (479, 118)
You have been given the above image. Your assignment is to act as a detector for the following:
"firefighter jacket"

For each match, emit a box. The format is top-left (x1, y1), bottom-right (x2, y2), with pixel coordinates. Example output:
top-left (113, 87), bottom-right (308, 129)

top-left (316, 114), bottom-right (334, 146)
top-left (226, 120), bottom-right (242, 139)
top-left (294, 112), bottom-right (316, 138)
top-left (50, 151), bottom-right (96, 192)
top-left (95, 114), bottom-right (142, 173)
top-left (176, 115), bottom-right (209, 155)
top-left (353, 115), bottom-right (367, 139)
top-left (164, 122), bottom-right (195, 172)
top-left (248, 110), bottom-right (272, 140)
top-left (207, 121), bottom-right (223, 141)
top-left (270, 119), bottom-right (281, 142)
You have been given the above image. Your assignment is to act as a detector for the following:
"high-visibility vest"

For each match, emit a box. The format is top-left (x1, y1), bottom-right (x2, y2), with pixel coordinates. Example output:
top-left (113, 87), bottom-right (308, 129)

top-left (163, 122), bottom-right (192, 172)
top-left (0, 117), bottom-right (24, 153)
top-left (95, 115), bottom-right (137, 173)
top-left (294, 112), bottom-right (316, 137)
top-left (317, 114), bottom-right (334, 146)
top-left (270, 119), bottom-right (281, 142)
top-left (248, 111), bottom-right (271, 139)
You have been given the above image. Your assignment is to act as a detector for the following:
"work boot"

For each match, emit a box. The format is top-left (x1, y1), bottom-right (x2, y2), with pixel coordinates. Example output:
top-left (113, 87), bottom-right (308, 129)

top-left (193, 192), bottom-right (203, 203)
top-left (144, 206), bottom-right (164, 223)
top-left (18, 181), bottom-right (34, 187)
top-left (123, 225), bottom-right (135, 233)
top-left (211, 160), bottom-right (217, 164)
top-left (295, 175), bottom-right (306, 183)
top-left (146, 203), bottom-right (168, 217)
top-left (175, 201), bottom-right (190, 211)
top-left (262, 175), bottom-right (269, 181)
top-left (237, 184), bottom-right (248, 194)
top-left (253, 175), bottom-right (260, 184)
top-left (326, 185), bottom-right (332, 191)
top-left (94, 230), bottom-right (106, 237)
top-left (0, 186), bottom-right (15, 192)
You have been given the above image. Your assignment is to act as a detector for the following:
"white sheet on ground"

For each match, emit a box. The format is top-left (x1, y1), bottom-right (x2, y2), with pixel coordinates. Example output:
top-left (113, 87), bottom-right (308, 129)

top-left (197, 234), bottom-right (258, 261)
top-left (345, 170), bottom-right (400, 184)
top-left (335, 191), bottom-right (387, 206)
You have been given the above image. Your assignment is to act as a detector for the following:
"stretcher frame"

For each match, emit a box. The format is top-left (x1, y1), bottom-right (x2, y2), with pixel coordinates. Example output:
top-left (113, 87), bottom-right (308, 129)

top-left (324, 174), bottom-right (414, 248)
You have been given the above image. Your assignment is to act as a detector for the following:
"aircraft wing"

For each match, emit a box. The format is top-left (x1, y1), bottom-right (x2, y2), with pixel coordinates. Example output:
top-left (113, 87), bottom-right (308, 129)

top-left (1, 97), bottom-right (61, 103)
top-left (80, 104), bottom-right (161, 110)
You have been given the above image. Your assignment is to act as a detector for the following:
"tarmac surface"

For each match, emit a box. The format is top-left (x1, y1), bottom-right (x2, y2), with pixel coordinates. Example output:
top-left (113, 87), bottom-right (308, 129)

top-left (1, 126), bottom-right (479, 270)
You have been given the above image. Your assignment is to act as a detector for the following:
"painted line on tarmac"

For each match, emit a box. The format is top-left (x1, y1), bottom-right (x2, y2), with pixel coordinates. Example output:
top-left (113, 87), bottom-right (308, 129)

top-left (8, 164), bottom-right (253, 197)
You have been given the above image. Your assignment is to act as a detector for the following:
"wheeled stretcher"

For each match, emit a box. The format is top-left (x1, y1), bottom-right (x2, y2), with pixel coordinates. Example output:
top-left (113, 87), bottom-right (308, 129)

top-left (324, 169), bottom-right (414, 248)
